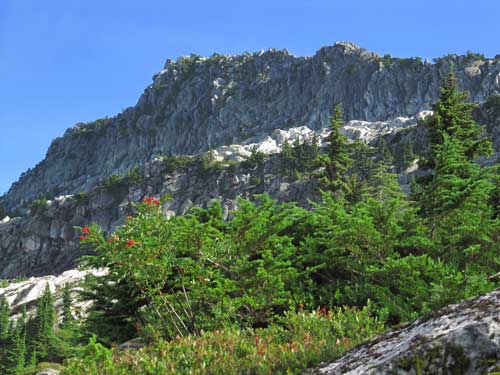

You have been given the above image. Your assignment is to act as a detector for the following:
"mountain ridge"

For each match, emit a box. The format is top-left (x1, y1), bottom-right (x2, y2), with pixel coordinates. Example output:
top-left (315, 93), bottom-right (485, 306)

top-left (2, 42), bottom-right (500, 211)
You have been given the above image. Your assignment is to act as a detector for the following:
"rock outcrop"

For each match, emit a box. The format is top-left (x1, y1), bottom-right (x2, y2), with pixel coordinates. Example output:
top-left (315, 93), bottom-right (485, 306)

top-left (3, 42), bottom-right (500, 211)
top-left (0, 111), bottom-right (441, 279)
top-left (0, 268), bottom-right (106, 318)
top-left (0, 151), bottom-right (321, 278)
top-left (305, 289), bottom-right (500, 375)
top-left (1, 43), bottom-right (499, 279)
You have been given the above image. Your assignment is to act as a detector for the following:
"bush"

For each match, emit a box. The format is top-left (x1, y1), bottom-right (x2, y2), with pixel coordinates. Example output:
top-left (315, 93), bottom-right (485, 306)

top-left (27, 198), bottom-right (49, 214)
top-left (242, 147), bottom-right (266, 169)
top-left (79, 195), bottom-right (305, 341)
top-left (63, 304), bottom-right (384, 375)
top-left (160, 155), bottom-right (192, 173)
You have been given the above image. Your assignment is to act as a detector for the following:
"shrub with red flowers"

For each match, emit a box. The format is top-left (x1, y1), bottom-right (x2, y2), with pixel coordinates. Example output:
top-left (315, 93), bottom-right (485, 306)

top-left (78, 195), bottom-right (311, 341)
top-left (142, 196), bottom-right (160, 206)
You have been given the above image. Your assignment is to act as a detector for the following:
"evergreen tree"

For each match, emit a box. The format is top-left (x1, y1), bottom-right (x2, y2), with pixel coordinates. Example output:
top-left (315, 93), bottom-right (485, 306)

top-left (402, 141), bottom-right (415, 169)
top-left (0, 300), bottom-right (13, 375)
top-left (417, 73), bottom-right (495, 218)
top-left (427, 71), bottom-right (492, 160)
top-left (61, 283), bottom-right (74, 327)
top-left (377, 138), bottom-right (394, 165)
top-left (0, 295), bottom-right (9, 340)
top-left (5, 318), bottom-right (26, 375)
top-left (365, 162), bottom-right (404, 203)
top-left (32, 284), bottom-right (57, 361)
top-left (325, 104), bottom-right (352, 192)
top-left (428, 136), bottom-right (496, 270)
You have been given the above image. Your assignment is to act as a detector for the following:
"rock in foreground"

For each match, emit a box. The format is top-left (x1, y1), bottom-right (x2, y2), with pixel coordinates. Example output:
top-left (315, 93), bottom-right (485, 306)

top-left (306, 289), bottom-right (500, 374)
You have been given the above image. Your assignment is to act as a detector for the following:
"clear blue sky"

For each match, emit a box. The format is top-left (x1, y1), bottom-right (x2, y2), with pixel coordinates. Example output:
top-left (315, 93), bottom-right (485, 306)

top-left (1, 0), bottom-right (500, 195)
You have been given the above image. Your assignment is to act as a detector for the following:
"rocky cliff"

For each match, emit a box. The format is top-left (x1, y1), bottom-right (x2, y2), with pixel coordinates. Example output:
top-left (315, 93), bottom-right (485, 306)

top-left (3, 42), bottom-right (500, 211)
top-left (305, 289), bottom-right (500, 375)
top-left (0, 150), bottom-right (321, 278)
top-left (0, 111), bottom-right (446, 278)
top-left (1, 42), bottom-right (500, 279)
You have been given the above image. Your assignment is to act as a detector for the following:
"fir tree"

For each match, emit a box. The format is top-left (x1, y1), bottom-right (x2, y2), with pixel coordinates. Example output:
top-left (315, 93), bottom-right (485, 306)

top-left (5, 318), bottom-right (26, 375)
top-left (32, 284), bottom-right (57, 361)
top-left (402, 141), bottom-right (415, 169)
top-left (0, 295), bottom-right (9, 340)
top-left (61, 283), bottom-right (74, 327)
top-left (427, 71), bottom-right (492, 160)
top-left (428, 136), bottom-right (496, 270)
top-left (324, 104), bottom-right (352, 193)
top-left (377, 138), bottom-right (394, 165)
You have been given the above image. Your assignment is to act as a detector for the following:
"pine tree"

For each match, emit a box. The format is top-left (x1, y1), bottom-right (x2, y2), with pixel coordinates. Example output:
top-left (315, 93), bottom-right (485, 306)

top-left (402, 141), bottom-right (415, 169)
top-left (417, 73), bottom-right (495, 218)
top-left (0, 295), bottom-right (9, 340)
top-left (32, 284), bottom-right (57, 361)
top-left (427, 71), bottom-right (492, 160)
top-left (325, 104), bottom-right (352, 192)
top-left (428, 136), bottom-right (496, 270)
top-left (0, 299), bottom-right (13, 375)
top-left (5, 318), bottom-right (26, 375)
top-left (61, 283), bottom-right (74, 327)
top-left (377, 138), bottom-right (394, 165)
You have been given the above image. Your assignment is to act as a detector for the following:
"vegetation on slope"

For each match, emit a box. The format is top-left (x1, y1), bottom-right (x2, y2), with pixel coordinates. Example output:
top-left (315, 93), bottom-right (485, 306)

top-left (0, 74), bottom-right (498, 374)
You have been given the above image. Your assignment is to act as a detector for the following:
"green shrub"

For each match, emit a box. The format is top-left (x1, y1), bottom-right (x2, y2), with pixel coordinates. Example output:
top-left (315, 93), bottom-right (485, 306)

top-left (382, 54), bottom-right (393, 67)
top-left (73, 192), bottom-right (88, 205)
top-left (160, 155), bottom-right (192, 173)
top-left (27, 198), bottom-right (49, 214)
top-left (242, 147), bottom-right (266, 169)
top-left (63, 304), bottom-right (384, 375)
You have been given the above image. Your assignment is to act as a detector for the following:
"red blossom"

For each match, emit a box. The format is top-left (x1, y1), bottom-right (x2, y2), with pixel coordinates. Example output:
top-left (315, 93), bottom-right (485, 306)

top-left (143, 197), bottom-right (160, 206)
top-left (126, 239), bottom-right (136, 248)
top-left (79, 235), bottom-right (86, 241)
top-left (81, 226), bottom-right (91, 234)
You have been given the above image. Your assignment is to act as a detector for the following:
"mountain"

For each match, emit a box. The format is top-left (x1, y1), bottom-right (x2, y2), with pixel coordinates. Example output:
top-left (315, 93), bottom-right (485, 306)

top-left (2, 42), bottom-right (500, 212)
top-left (0, 42), bottom-right (499, 279)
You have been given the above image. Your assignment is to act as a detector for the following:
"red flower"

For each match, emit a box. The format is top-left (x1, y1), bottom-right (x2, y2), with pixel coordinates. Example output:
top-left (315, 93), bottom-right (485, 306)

top-left (126, 239), bottom-right (136, 248)
top-left (143, 197), bottom-right (160, 206)
top-left (79, 235), bottom-right (86, 241)
top-left (82, 226), bottom-right (91, 234)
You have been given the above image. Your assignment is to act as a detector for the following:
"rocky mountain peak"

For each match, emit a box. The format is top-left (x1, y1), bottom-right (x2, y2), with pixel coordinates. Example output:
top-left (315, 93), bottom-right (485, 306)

top-left (1, 42), bottom-right (499, 214)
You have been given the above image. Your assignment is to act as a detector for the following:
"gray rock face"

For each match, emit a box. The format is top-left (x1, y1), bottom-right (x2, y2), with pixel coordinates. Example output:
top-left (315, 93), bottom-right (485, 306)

top-left (0, 268), bottom-right (106, 318)
top-left (305, 289), bottom-right (500, 375)
top-left (3, 42), bottom-right (500, 211)
top-left (0, 154), bottom-right (319, 278)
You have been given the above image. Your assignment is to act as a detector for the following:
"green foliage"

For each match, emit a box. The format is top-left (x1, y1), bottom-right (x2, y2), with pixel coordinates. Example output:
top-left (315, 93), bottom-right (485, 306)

top-left (80, 196), bottom-right (305, 341)
top-left (72, 192), bottom-right (88, 205)
top-left (465, 50), bottom-right (485, 62)
top-left (103, 167), bottom-right (144, 197)
top-left (3, 75), bottom-right (497, 375)
top-left (280, 137), bottom-right (321, 180)
top-left (242, 147), bottom-right (267, 169)
top-left (61, 284), bottom-right (74, 327)
top-left (27, 198), bottom-right (48, 214)
top-left (427, 71), bottom-right (492, 160)
top-left (0, 284), bottom-right (86, 374)
top-left (382, 54), bottom-right (393, 67)
top-left (414, 73), bottom-right (498, 276)
top-left (30, 285), bottom-right (57, 362)
top-left (160, 155), bottom-right (192, 173)
top-left (63, 304), bottom-right (384, 375)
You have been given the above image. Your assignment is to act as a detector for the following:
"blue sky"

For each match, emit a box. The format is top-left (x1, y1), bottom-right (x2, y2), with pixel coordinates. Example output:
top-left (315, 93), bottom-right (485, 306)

top-left (1, 0), bottom-right (500, 195)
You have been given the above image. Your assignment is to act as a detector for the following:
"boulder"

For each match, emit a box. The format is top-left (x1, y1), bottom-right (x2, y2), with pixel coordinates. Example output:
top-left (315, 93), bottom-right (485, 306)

top-left (305, 289), bottom-right (500, 375)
